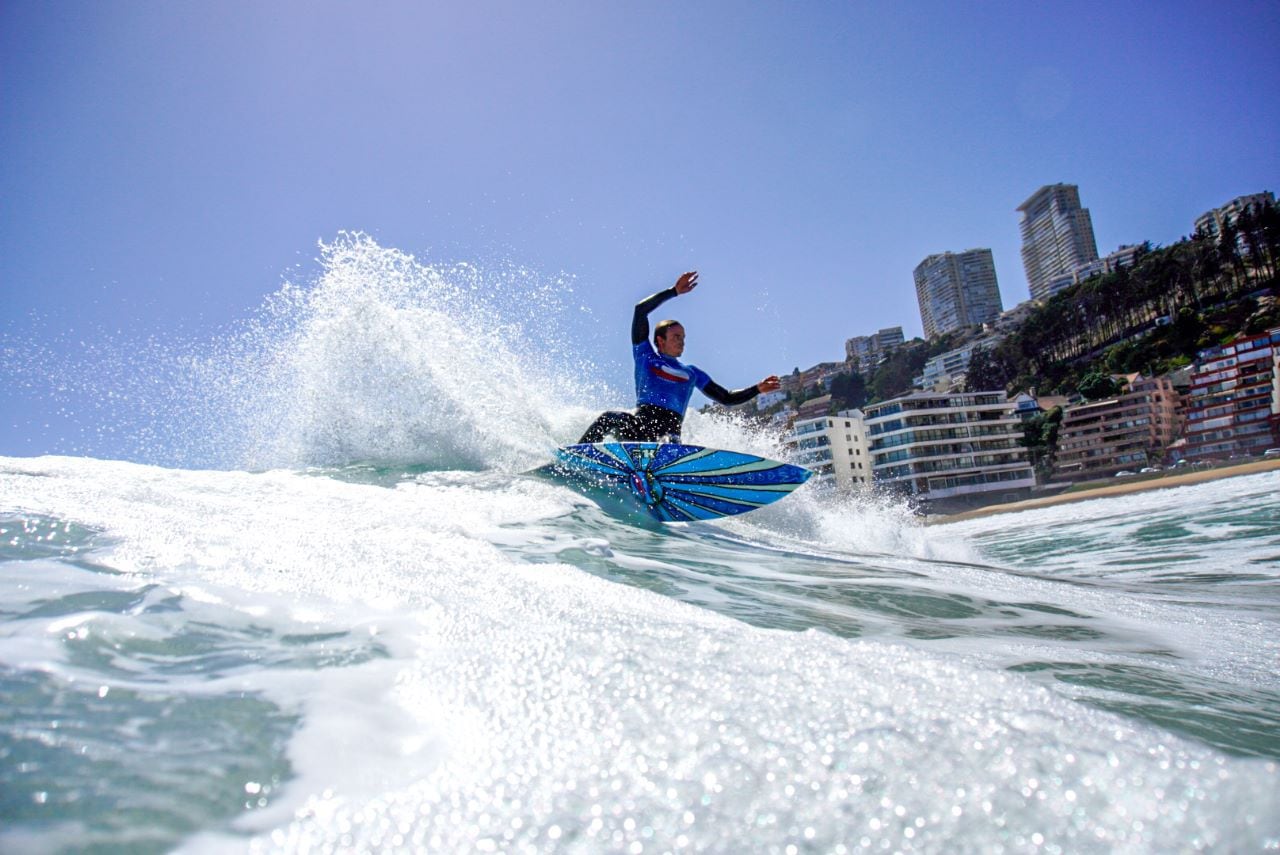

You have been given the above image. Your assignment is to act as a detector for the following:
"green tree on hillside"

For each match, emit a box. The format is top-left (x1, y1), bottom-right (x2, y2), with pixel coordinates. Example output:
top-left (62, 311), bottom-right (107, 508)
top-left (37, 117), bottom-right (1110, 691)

top-left (964, 346), bottom-right (1012, 393)
top-left (829, 371), bottom-right (868, 411)
top-left (1021, 406), bottom-right (1063, 481)
top-left (1219, 217), bottom-right (1245, 288)
top-left (867, 341), bottom-right (931, 403)
top-left (1078, 371), bottom-right (1122, 401)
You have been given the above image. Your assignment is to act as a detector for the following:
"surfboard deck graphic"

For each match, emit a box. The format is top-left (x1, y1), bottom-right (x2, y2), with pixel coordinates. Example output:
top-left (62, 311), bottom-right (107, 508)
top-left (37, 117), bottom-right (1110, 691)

top-left (541, 442), bottom-right (813, 523)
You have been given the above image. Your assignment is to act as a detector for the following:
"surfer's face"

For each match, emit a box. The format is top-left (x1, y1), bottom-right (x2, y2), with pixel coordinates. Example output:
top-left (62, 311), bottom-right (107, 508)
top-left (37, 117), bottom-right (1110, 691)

top-left (656, 324), bottom-right (685, 357)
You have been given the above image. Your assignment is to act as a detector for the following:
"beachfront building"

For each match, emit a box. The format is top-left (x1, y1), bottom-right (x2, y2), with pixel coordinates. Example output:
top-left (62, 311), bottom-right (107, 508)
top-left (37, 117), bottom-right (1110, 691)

top-left (863, 391), bottom-right (1034, 509)
top-left (785, 409), bottom-right (872, 491)
top-left (1019, 183), bottom-right (1100, 301)
top-left (914, 249), bottom-right (1003, 339)
top-left (1182, 328), bottom-right (1280, 460)
top-left (1273, 347), bottom-right (1280, 428)
top-left (1053, 374), bottom-right (1182, 480)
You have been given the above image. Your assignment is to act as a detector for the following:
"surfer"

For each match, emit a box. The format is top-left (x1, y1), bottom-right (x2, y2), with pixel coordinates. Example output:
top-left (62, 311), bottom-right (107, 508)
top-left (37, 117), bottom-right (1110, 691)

top-left (579, 271), bottom-right (781, 444)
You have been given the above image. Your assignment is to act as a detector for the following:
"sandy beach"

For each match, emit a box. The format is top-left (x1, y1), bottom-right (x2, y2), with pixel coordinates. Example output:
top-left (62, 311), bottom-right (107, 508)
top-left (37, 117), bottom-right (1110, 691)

top-left (931, 458), bottom-right (1280, 524)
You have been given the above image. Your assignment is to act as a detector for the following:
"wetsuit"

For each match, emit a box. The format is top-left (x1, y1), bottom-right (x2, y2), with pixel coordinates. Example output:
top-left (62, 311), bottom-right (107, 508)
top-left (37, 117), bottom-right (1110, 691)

top-left (578, 287), bottom-right (762, 444)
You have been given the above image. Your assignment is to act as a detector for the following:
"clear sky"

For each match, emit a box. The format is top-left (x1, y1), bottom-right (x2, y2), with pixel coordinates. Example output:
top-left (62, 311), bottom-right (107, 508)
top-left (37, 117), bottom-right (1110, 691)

top-left (2, 1), bottom-right (1277, 459)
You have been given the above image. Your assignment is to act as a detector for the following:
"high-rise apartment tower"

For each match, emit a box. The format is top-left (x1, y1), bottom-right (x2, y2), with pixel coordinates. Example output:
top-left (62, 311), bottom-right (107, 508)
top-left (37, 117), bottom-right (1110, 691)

top-left (1018, 183), bottom-right (1099, 301)
top-left (913, 249), bottom-right (1003, 340)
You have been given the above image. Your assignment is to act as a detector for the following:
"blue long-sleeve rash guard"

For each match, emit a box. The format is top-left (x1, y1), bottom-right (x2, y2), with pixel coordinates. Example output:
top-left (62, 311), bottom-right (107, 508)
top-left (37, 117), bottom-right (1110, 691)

top-left (631, 288), bottom-right (760, 416)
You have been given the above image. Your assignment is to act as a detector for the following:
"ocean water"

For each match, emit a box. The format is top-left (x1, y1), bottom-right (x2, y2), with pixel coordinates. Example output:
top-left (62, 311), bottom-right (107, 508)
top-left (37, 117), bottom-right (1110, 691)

top-left (2, 236), bottom-right (1278, 853)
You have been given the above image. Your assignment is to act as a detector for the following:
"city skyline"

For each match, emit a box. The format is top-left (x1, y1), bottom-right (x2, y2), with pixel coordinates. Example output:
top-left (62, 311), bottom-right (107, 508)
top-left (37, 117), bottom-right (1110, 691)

top-left (816, 185), bottom-right (1274, 378)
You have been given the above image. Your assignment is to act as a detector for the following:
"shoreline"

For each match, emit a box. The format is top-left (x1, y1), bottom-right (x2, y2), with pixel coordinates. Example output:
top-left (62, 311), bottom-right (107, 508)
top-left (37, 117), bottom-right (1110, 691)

top-left (929, 458), bottom-right (1280, 524)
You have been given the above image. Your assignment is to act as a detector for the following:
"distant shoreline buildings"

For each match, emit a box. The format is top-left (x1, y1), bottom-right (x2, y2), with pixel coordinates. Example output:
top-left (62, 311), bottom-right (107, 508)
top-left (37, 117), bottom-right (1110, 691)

top-left (1181, 330), bottom-right (1279, 460)
top-left (863, 391), bottom-right (1036, 504)
top-left (751, 185), bottom-right (1280, 513)
top-left (844, 326), bottom-right (904, 370)
top-left (1053, 374), bottom-right (1181, 480)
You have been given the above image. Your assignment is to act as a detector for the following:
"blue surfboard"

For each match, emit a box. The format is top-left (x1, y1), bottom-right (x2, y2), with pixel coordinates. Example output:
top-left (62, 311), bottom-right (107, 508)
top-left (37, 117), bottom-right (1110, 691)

top-left (540, 442), bottom-right (813, 523)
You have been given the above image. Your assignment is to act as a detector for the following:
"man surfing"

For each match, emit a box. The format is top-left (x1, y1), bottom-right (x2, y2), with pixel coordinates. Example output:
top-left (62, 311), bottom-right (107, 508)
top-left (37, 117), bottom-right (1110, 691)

top-left (579, 271), bottom-right (781, 444)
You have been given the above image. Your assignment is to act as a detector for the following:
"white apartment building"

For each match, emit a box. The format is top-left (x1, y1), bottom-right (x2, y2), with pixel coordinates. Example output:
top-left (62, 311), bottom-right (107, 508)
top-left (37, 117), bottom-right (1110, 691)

top-left (914, 249), bottom-right (1003, 339)
top-left (1045, 244), bottom-right (1146, 296)
top-left (1072, 244), bottom-right (1143, 281)
top-left (1194, 191), bottom-right (1275, 242)
top-left (1019, 183), bottom-right (1100, 301)
top-left (755, 389), bottom-right (788, 411)
top-left (863, 391), bottom-right (1035, 504)
top-left (785, 409), bottom-right (872, 492)
top-left (913, 337), bottom-right (999, 391)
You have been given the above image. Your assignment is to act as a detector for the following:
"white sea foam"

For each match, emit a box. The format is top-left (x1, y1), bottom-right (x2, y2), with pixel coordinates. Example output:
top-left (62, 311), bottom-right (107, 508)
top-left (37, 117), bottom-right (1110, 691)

top-left (3, 455), bottom-right (1276, 853)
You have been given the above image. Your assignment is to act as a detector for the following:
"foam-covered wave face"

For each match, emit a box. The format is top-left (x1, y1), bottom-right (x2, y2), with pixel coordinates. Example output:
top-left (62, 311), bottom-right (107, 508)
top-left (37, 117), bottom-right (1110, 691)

top-left (224, 233), bottom-right (608, 471)
top-left (4, 456), bottom-right (1276, 853)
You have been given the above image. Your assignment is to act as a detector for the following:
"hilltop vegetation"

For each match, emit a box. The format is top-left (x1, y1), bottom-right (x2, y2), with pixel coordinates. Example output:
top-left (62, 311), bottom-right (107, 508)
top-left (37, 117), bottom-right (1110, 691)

top-left (805, 201), bottom-right (1280, 413)
top-left (966, 201), bottom-right (1280, 396)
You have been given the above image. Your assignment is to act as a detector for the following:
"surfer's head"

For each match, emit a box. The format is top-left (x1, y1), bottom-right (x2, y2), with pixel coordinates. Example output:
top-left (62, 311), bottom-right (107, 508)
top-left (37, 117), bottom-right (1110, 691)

top-left (654, 320), bottom-right (685, 357)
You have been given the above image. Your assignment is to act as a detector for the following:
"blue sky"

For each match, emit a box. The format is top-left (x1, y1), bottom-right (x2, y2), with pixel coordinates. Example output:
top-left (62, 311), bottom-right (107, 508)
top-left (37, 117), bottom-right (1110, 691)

top-left (2, 1), bottom-right (1277, 459)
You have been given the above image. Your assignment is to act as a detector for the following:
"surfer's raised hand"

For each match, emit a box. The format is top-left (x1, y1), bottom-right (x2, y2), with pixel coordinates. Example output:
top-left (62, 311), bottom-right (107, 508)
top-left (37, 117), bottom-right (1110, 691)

top-left (674, 271), bottom-right (698, 295)
top-left (756, 375), bottom-right (781, 394)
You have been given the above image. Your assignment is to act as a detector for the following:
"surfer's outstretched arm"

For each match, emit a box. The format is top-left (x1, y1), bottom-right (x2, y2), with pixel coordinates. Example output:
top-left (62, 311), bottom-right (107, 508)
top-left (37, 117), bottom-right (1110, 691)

top-left (631, 271), bottom-right (697, 345)
top-left (702, 375), bottom-right (781, 407)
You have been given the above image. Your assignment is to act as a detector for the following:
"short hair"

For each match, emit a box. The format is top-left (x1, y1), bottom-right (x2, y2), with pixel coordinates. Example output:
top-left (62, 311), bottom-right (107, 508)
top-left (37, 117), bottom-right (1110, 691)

top-left (654, 319), bottom-right (682, 344)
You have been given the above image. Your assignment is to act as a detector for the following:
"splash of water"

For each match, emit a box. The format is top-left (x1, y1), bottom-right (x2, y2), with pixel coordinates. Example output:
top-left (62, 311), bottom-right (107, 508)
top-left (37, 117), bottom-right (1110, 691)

top-left (5, 234), bottom-right (610, 471)
top-left (218, 233), bottom-right (603, 471)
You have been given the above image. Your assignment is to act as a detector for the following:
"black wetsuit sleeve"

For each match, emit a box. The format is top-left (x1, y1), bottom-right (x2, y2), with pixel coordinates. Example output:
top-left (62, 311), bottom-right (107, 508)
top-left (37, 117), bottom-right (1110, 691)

top-left (632, 287), bottom-right (679, 345)
top-left (702, 380), bottom-right (760, 407)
